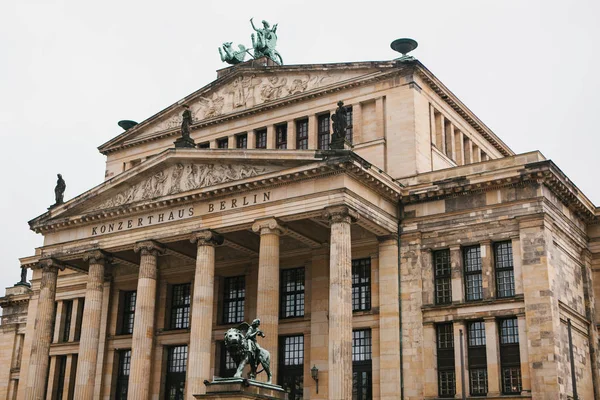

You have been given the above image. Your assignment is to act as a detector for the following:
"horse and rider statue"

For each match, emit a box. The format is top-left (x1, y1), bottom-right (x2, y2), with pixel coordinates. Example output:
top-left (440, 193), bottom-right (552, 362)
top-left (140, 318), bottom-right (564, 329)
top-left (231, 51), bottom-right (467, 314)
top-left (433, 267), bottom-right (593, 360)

top-left (219, 18), bottom-right (283, 65)
top-left (223, 318), bottom-right (272, 383)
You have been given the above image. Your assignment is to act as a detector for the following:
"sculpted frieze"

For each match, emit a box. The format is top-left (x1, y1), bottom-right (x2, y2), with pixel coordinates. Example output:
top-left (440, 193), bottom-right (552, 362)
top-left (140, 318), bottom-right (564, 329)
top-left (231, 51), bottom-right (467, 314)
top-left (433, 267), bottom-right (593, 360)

top-left (91, 162), bottom-right (271, 211)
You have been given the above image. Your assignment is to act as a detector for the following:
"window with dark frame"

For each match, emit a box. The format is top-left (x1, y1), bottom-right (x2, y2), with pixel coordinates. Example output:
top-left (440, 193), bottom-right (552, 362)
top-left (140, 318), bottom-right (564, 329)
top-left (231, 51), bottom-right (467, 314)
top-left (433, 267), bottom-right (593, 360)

top-left (255, 129), bottom-right (267, 149)
top-left (279, 335), bottom-right (304, 400)
top-left (52, 302), bottom-right (58, 342)
top-left (352, 329), bottom-right (372, 400)
top-left (437, 323), bottom-right (456, 398)
top-left (198, 142), bottom-right (210, 149)
top-left (276, 124), bottom-right (287, 149)
top-left (296, 119), bottom-right (309, 149)
top-left (495, 241), bottom-right (516, 298)
top-left (217, 138), bottom-right (229, 149)
top-left (464, 245), bottom-right (483, 301)
top-left (345, 106), bottom-right (353, 143)
top-left (165, 345), bottom-right (187, 400)
top-left (74, 299), bottom-right (84, 342)
top-left (120, 291), bottom-right (136, 335)
top-left (499, 318), bottom-right (522, 394)
top-left (62, 300), bottom-right (73, 342)
top-left (434, 249), bottom-right (452, 305)
top-left (467, 321), bottom-right (488, 396)
top-left (352, 258), bottom-right (371, 312)
top-left (222, 276), bottom-right (245, 324)
top-left (218, 341), bottom-right (237, 378)
top-left (169, 283), bottom-right (191, 330)
top-left (280, 268), bottom-right (305, 318)
top-left (115, 349), bottom-right (131, 400)
top-left (236, 133), bottom-right (247, 149)
top-left (317, 114), bottom-right (330, 149)
top-left (55, 355), bottom-right (67, 400)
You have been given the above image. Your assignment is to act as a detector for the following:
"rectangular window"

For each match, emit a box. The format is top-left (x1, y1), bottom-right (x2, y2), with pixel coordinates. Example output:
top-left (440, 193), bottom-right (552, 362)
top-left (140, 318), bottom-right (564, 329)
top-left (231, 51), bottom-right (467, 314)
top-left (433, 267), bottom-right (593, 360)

top-left (218, 341), bottom-right (237, 378)
top-left (279, 335), bottom-right (304, 400)
top-left (62, 300), bottom-right (73, 342)
top-left (352, 258), bottom-right (371, 312)
top-left (236, 133), bottom-right (247, 149)
top-left (464, 245), bottom-right (483, 301)
top-left (217, 138), bottom-right (229, 149)
top-left (169, 283), bottom-right (191, 330)
top-left (255, 129), bottom-right (267, 149)
top-left (198, 142), bottom-right (210, 149)
top-left (499, 318), bottom-right (521, 394)
top-left (437, 323), bottom-right (456, 398)
top-left (280, 268), bottom-right (305, 318)
top-left (495, 241), bottom-right (515, 298)
top-left (345, 106), bottom-right (353, 143)
top-left (55, 355), bottom-right (67, 400)
top-left (165, 345), bottom-right (187, 400)
top-left (467, 321), bottom-right (487, 396)
top-left (296, 119), bottom-right (308, 149)
top-left (276, 124), bottom-right (287, 149)
top-left (120, 291), bottom-right (136, 335)
top-left (434, 249), bottom-right (452, 305)
top-left (317, 114), bottom-right (330, 149)
top-left (115, 349), bottom-right (131, 400)
top-left (222, 276), bottom-right (245, 324)
top-left (352, 329), bottom-right (372, 400)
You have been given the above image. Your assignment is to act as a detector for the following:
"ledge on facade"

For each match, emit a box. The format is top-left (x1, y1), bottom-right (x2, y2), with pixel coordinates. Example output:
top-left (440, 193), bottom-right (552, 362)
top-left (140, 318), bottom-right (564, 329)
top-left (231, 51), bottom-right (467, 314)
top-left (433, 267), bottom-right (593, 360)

top-left (422, 294), bottom-right (525, 312)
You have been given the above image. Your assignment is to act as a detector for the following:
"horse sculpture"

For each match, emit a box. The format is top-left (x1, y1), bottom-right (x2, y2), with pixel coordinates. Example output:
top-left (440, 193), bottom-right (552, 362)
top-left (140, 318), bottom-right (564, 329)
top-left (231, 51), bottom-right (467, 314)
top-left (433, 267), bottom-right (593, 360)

top-left (223, 322), bottom-right (272, 383)
top-left (219, 42), bottom-right (247, 65)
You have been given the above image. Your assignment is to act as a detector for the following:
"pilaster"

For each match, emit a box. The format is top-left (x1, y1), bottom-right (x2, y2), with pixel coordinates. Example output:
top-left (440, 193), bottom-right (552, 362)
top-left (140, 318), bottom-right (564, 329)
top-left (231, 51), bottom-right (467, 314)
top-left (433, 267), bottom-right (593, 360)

top-left (480, 240), bottom-right (495, 299)
top-left (517, 314), bottom-right (531, 395)
top-left (422, 322), bottom-right (437, 397)
top-left (450, 246), bottom-right (464, 303)
top-left (453, 321), bottom-right (468, 399)
top-left (484, 317), bottom-right (500, 396)
top-left (309, 248), bottom-right (329, 398)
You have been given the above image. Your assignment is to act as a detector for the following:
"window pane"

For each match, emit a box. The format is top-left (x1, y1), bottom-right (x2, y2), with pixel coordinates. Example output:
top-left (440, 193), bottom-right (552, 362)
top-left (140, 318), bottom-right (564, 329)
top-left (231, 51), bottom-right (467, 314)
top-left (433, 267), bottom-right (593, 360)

top-left (217, 138), bottom-right (228, 149)
top-left (464, 246), bottom-right (482, 272)
top-left (276, 124), bottom-right (287, 149)
top-left (352, 329), bottom-right (372, 362)
top-left (170, 283), bottom-right (191, 329)
top-left (165, 345), bottom-right (188, 400)
top-left (464, 246), bottom-right (483, 302)
top-left (318, 114), bottom-right (330, 150)
top-left (279, 335), bottom-right (304, 400)
top-left (437, 324), bottom-right (454, 349)
top-left (223, 276), bottom-right (245, 324)
top-left (62, 300), bottom-right (73, 342)
top-left (434, 250), bottom-right (452, 304)
top-left (469, 368), bottom-right (488, 396)
top-left (236, 134), bottom-right (247, 149)
top-left (345, 106), bottom-right (353, 143)
top-left (495, 242), bottom-right (515, 298)
top-left (438, 370), bottom-right (456, 397)
top-left (116, 350), bottom-right (131, 400)
top-left (468, 321), bottom-right (486, 347)
top-left (352, 258), bottom-right (371, 312)
top-left (280, 268), bottom-right (305, 318)
top-left (121, 291), bottom-right (136, 335)
top-left (296, 119), bottom-right (308, 149)
top-left (499, 318), bottom-right (519, 344)
top-left (256, 129), bottom-right (267, 149)
top-left (502, 367), bottom-right (522, 394)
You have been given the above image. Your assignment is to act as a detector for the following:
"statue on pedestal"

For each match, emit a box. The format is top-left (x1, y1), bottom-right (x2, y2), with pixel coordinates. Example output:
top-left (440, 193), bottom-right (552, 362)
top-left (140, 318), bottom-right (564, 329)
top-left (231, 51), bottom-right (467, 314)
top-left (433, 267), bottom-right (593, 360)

top-left (330, 100), bottom-right (352, 150)
top-left (223, 318), bottom-right (272, 383)
top-left (52, 174), bottom-right (66, 208)
top-left (174, 107), bottom-right (196, 148)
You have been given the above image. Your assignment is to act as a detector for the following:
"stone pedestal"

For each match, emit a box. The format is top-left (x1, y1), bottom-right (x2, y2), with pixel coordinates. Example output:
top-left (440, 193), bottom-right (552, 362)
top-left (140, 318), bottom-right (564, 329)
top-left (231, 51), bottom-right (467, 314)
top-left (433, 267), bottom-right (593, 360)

top-left (195, 378), bottom-right (287, 400)
top-left (174, 136), bottom-right (196, 148)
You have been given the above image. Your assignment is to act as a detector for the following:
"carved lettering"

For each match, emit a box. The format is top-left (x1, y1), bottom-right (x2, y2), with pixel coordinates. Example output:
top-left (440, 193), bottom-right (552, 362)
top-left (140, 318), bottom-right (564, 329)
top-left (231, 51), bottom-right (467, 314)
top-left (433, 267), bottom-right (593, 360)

top-left (138, 218), bottom-right (143, 227)
top-left (231, 199), bottom-right (237, 208)
top-left (158, 214), bottom-right (164, 222)
top-left (92, 227), bottom-right (98, 235)
top-left (90, 207), bottom-right (195, 236)
top-left (208, 204), bottom-right (214, 212)
top-left (118, 222), bottom-right (123, 230)
top-left (108, 223), bottom-right (114, 232)
top-left (148, 215), bottom-right (153, 224)
top-left (168, 212), bottom-right (175, 221)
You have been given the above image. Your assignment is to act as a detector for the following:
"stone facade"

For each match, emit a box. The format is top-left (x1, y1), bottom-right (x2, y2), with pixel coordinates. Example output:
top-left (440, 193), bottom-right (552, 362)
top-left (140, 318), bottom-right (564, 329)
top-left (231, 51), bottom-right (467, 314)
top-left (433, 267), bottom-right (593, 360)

top-left (1, 56), bottom-right (598, 400)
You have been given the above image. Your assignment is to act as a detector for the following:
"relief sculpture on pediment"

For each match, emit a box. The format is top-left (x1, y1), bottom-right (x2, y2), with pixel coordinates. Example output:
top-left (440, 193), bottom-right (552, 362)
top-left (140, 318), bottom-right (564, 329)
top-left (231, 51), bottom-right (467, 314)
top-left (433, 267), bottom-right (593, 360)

top-left (90, 163), bottom-right (271, 211)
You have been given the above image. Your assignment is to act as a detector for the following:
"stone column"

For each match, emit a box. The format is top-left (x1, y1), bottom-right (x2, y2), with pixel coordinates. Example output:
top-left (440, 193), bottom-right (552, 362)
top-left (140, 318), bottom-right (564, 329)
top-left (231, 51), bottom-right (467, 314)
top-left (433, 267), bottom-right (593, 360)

top-left (377, 236), bottom-right (401, 399)
top-left (308, 115), bottom-right (318, 149)
top-left (251, 218), bottom-right (285, 383)
top-left (24, 258), bottom-right (63, 400)
top-left (484, 317), bottom-right (500, 396)
top-left (422, 323), bottom-right (437, 397)
top-left (450, 246), bottom-right (464, 303)
top-left (323, 206), bottom-right (357, 400)
top-left (129, 240), bottom-right (164, 400)
top-left (454, 130), bottom-right (465, 166)
top-left (480, 240), bottom-right (495, 299)
top-left (187, 230), bottom-right (223, 398)
top-left (286, 120), bottom-right (296, 149)
top-left (453, 320), bottom-right (468, 398)
top-left (74, 250), bottom-right (110, 399)
top-left (247, 130), bottom-right (256, 149)
top-left (517, 314), bottom-right (531, 394)
top-left (266, 125), bottom-right (275, 149)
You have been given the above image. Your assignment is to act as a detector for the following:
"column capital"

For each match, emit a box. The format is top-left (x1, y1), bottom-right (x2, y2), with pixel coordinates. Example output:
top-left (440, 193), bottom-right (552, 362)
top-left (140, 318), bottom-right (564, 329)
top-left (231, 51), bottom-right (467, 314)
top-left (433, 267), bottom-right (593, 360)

top-left (36, 257), bottom-right (65, 273)
top-left (133, 240), bottom-right (165, 256)
top-left (322, 205), bottom-right (358, 225)
top-left (82, 249), bottom-right (112, 264)
top-left (252, 217), bottom-right (286, 236)
top-left (191, 230), bottom-right (224, 247)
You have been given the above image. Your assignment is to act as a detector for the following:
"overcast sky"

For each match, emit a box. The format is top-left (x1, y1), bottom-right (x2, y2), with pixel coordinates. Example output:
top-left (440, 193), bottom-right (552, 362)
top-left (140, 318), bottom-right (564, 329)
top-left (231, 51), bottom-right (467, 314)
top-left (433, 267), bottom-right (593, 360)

top-left (1, 0), bottom-right (598, 295)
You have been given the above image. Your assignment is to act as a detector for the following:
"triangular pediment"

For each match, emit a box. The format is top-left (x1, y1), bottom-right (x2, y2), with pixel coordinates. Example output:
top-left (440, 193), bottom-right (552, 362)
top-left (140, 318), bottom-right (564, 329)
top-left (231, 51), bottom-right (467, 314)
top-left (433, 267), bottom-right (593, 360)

top-left (100, 61), bottom-right (397, 153)
top-left (31, 149), bottom-right (322, 228)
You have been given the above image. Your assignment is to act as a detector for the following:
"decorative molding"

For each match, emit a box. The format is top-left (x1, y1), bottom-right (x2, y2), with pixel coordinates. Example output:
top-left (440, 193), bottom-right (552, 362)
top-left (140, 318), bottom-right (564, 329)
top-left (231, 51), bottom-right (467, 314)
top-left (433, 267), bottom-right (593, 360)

top-left (252, 217), bottom-right (286, 236)
top-left (191, 230), bottom-right (225, 248)
top-left (322, 205), bottom-right (359, 225)
top-left (133, 240), bottom-right (166, 256)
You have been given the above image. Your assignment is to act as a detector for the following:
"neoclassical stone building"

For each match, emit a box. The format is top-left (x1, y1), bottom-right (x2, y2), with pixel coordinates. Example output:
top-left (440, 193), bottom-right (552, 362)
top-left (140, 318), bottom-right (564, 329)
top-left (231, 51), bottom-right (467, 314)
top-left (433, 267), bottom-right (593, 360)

top-left (1, 54), bottom-right (599, 400)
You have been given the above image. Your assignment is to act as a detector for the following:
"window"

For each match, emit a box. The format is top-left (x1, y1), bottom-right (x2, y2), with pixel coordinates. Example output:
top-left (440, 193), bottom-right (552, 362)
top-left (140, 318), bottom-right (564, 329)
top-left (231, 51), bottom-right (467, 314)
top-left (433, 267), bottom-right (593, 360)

top-left (434, 249), bottom-right (452, 305)
top-left (74, 299), bottom-right (84, 341)
top-left (464, 245), bottom-right (483, 301)
top-left (499, 318), bottom-right (521, 394)
top-left (352, 258), bottom-right (371, 312)
top-left (169, 283), bottom-right (191, 330)
top-left (62, 300), bottom-right (73, 342)
top-left (217, 138), bottom-right (228, 149)
top-left (279, 335), bottom-right (304, 400)
top-left (495, 241), bottom-right (515, 298)
top-left (218, 341), bottom-right (237, 378)
top-left (280, 268), bottom-right (305, 318)
top-left (115, 350), bottom-right (131, 400)
top-left (345, 106), bottom-right (353, 143)
top-left (236, 133), bottom-right (247, 149)
top-left (437, 323), bottom-right (455, 398)
top-left (198, 142), bottom-right (210, 149)
top-left (467, 321), bottom-right (487, 396)
top-left (352, 329), bottom-right (372, 400)
top-left (296, 119), bottom-right (308, 149)
top-left (276, 124), bottom-right (287, 149)
top-left (165, 345), bottom-right (187, 400)
top-left (222, 276), bottom-right (245, 324)
top-left (318, 114), bottom-right (330, 149)
top-left (55, 355), bottom-right (67, 400)
top-left (255, 129), bottom-right (267, 149)
top-left (120, 291), bottom-right (136, 335)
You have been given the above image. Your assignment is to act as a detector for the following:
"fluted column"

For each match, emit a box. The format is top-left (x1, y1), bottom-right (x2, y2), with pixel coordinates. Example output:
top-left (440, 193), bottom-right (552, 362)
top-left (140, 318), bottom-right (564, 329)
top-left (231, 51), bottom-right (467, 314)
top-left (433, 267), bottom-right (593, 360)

top-left (25, 258), bottom-right (63, 400)
top-left (252, 218), bottom-right (285, 383)
top-left (74, 250), bottom-right (110, 399)
top-left (323, 206), bottom-right (357, 400)
top-left (187, 230), bottom-right (223, 398)
top-left (129, 240), bottom-right (164, 400)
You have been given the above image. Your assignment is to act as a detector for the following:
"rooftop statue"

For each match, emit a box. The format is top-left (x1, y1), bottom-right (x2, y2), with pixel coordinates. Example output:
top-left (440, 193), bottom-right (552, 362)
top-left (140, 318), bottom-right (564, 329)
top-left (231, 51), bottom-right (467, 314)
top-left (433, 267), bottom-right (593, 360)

top-left (250, 18), bottom-right (283, 64)
top-left (174, 107), bottom-right (196, 148)
top-left (330, 101), bottom-right (350, 149)
top-left (223, 319), bottom-right (272, 383)
top-left (53, 174), bottom-right (66, 207)
top-left (219, 42), bottom-right (248, 65)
